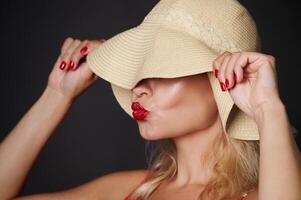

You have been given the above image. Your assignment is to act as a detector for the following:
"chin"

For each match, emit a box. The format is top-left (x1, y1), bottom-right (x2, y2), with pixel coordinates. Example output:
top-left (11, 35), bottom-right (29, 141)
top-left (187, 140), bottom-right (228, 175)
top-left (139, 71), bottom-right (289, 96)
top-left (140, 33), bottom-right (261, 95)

top-left (138, 124), bottom-right (182, 140)
top-left (138, 123), bottom-right (166, 140)
top-left (139, 129), bottom-right (163, 141)
top-left (140, 134), bottom-right (162, 141)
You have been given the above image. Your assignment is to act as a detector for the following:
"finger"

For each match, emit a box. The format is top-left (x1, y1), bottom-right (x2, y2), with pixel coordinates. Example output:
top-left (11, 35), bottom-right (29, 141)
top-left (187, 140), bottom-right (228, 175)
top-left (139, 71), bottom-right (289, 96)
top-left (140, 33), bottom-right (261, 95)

top-left (54, 37), bottom-right (74, 70)
top-left (99, 38), bottom-right (106, 43)
top-left (212, 51), bottom-right (231, 74)
top-left (232, 52), bottom-right (246, 83)
top-left (224, 52), bottom-right (240, 89)
top-left (232, 51), bottom-right (265, 83)
top-left (61, 39), bottom-right (82, 71)
top-left (70, 39), bottom-right (105, 71)
top-left (218, 54), bottom-right (231, 91)
top-left (80, 62), bottom-right (100, 82)
top-left (69, 40), bottom-right (89, 70)
top-left (91, 39), bottom-right (105, 49)
top-left (238, 51), bottom-right (266, 65)
top-left (61, 37), bottom-right (74, 55)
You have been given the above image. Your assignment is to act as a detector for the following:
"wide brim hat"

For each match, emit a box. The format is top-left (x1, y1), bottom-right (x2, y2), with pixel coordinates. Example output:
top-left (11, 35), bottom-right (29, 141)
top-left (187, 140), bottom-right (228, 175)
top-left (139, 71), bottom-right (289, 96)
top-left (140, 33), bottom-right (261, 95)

top-left (86, 0), bottom-right (298, 140)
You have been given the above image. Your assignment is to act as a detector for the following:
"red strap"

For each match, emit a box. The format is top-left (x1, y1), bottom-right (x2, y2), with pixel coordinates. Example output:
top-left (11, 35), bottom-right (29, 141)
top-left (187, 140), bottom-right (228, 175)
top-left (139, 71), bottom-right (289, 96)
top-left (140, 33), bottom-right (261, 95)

top-left (123, 195), bottom-right (130, 200)
top-left (123, 195), bottom-right (142, 200)
top-left (237, 196), bottom-right (246, 200)
top-left (237, 192), bottom-right (249, 200)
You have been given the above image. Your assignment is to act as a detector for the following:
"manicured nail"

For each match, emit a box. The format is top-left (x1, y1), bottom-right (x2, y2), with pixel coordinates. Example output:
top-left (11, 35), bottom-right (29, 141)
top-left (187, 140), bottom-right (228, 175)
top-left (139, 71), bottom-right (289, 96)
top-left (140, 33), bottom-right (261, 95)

top-left (72, 63), bottom-right (77, 70)
top-left (233, 72), bottom-right (237, 83)
top-left (225, 78), bottom-right (229, 89)
top-left (59, 61), bottom-right (66, 70)
top-left (80, 46), bottom-right (88, 55)
top-left (68, 61), bottom-right (75, 69)
top-left (220, 82), bottom-right (226, 91)
top-left (214, 68), bottom-right (218, 78)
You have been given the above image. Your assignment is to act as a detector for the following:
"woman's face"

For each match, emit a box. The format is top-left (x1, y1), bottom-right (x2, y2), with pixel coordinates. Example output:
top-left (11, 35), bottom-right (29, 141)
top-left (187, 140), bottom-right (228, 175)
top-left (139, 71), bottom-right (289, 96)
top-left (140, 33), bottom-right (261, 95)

top-left (131, 73), bottom-right (219, 140)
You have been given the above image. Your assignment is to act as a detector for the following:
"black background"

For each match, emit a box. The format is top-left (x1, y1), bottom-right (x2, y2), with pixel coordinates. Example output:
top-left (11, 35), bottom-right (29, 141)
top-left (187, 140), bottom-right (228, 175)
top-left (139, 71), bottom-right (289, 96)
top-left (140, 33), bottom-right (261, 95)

top-left (0, 0), bottom-right (300, 196)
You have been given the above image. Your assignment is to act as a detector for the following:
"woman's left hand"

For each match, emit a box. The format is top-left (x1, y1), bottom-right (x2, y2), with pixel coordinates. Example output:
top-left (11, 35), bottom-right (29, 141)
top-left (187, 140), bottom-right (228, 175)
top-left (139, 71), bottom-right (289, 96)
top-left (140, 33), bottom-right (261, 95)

top-left (212, 51), bottom-right (282, 119)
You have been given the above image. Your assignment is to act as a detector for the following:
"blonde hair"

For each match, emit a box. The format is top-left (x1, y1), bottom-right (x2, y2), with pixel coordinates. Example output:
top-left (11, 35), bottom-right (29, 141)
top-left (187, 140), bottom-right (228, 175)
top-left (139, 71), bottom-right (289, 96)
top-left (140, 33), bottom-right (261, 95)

top-left (129, 127), bottom-right (259, 200)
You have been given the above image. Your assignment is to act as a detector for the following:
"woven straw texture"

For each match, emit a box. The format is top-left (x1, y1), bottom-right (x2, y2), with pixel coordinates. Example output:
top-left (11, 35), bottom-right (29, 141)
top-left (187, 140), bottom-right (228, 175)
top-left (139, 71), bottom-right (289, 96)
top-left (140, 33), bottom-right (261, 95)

top-left (87, 0), bottom-right (298, 140)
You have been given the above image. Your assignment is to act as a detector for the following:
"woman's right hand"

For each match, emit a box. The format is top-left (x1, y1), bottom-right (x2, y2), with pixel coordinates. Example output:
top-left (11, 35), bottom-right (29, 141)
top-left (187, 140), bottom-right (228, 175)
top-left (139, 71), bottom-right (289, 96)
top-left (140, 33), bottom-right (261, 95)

top-left (0, 37), bottom-right (106, 200)
top-left (46, 37), bottom-right (105, 101)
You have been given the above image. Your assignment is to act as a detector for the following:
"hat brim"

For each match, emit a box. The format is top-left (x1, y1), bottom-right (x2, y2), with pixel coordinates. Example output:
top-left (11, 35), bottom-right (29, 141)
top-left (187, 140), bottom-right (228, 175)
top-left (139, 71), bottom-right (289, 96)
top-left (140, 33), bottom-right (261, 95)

top-left (87, 24), bottom-right (298, 140)
top-left (87, 23), bottom-right (218, 89)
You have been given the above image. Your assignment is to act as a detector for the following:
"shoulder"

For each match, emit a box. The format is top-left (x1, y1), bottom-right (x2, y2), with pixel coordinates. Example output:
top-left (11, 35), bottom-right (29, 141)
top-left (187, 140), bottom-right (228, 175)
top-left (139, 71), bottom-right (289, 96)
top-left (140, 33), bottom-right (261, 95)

top-left (97, 169), bottom-right (149, 196)
top-left (14, 169), bottom-right (149, 200)
top-left (75, 169), bottom-right (150, 200)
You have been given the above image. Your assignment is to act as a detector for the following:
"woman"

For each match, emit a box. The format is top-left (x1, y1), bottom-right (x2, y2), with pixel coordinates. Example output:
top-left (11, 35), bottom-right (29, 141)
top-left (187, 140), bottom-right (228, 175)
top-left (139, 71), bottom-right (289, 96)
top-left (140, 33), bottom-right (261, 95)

top-left (0, 0), bottom-right (300, 200)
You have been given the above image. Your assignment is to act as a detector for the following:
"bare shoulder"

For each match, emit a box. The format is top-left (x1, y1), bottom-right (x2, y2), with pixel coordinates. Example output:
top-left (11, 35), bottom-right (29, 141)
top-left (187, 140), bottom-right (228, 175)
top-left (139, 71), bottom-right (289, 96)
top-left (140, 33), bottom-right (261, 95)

top-left (90, 168), bottom-right (149, 199)
top-left (14, 169), bottom-right (149, 200)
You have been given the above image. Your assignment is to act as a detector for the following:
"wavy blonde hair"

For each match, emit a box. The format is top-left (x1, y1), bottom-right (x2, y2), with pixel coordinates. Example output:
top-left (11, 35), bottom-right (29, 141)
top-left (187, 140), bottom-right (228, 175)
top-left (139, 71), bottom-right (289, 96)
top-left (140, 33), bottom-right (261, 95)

top-left (128, 124), bottom-right (260, 200)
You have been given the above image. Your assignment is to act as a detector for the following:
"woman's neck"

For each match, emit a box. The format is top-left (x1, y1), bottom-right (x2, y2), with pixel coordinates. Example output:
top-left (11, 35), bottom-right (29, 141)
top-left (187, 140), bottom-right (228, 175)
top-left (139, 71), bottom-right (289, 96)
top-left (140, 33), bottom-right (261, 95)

top-left (171, 115), bottom-right (224, 188)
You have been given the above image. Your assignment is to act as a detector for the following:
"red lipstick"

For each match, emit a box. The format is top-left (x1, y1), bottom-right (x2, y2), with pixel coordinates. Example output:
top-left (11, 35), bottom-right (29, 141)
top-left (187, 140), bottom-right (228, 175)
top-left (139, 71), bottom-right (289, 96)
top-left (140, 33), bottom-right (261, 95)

top-left (131, 102), bottom-right (150, 120)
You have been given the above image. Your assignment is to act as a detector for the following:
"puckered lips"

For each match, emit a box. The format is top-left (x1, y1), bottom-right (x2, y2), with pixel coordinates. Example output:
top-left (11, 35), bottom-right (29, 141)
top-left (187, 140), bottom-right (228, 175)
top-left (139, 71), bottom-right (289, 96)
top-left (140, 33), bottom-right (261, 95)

top-left (131, 101), bottom-right (150, 120)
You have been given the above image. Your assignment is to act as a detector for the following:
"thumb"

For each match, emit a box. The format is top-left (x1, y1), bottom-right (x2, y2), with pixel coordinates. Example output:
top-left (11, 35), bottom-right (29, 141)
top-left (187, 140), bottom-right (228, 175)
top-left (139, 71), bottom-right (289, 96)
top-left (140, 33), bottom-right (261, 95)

top-left (79, 62), bottom-right (100, 81)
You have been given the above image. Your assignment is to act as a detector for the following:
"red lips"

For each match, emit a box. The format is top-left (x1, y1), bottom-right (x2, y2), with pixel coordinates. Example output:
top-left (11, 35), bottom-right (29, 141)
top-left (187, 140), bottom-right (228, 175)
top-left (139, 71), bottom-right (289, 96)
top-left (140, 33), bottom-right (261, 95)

top-left (131, 102), bottom-right (150, 120)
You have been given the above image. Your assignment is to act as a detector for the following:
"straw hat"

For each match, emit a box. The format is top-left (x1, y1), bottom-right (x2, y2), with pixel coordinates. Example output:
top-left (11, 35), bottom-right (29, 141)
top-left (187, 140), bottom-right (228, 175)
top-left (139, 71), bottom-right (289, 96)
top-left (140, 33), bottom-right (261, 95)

top-left (86, 0), bottom-right (298, 140)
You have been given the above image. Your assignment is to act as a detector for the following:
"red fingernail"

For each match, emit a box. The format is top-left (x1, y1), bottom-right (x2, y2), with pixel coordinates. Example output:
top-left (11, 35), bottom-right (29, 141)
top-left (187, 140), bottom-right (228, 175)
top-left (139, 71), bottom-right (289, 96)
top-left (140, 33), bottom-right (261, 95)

top-left (233, 72), bottom-right (237, 83)
top-left (68, 61), bottom-right (75, 69)
top-left (225, 78), bottom-right (229, 89)
top-left (72, 63), bottom-right (77, 70)
top-left (220, 82), bottom-right (226, 91)
top-left (80, 46), bottom-right (88, 55)
top-left (214, 68), bottom-right (218, 78)
top-left (59, 61), bottom-right (66, 70)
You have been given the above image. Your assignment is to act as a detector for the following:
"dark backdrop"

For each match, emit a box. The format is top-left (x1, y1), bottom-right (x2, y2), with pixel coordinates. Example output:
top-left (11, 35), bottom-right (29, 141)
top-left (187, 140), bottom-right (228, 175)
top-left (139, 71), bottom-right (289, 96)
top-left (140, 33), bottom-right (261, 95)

top-left (0, 0), bottom-right (300, 196)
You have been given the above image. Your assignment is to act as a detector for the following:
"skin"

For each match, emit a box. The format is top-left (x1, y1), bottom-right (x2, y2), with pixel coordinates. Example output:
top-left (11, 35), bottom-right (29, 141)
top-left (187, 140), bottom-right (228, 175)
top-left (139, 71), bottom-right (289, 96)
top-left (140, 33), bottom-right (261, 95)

top-left (131, 74), bottom-right (219, 141)
top-left (0, 37), bottom-right (300, 200)
top-left (131, 74), bottom-right (223, 191)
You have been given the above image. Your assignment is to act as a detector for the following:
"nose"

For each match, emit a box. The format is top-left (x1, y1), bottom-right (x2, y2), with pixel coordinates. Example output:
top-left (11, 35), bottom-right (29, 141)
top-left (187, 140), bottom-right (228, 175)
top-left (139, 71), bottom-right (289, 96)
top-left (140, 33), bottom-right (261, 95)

top-left (132, 79), bottom-right (151, 100)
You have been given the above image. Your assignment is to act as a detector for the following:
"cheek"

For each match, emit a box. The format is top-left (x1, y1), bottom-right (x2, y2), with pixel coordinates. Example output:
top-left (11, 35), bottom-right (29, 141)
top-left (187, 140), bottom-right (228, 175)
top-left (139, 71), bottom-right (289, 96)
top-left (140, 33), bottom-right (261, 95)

top-left (139, 97), bottom-right (218, 140)
top-left (137, 80), bottom-right (218, 140)
top-left (138, 110), bottom-right (180, 140)
top-left (184, 98), bottom-right (219, 132)
top-left (160, 99), bottom-right (218, 137)
top-left (145, 95), bottom-right (218, 139)
top-left (138, 89), bottom-right (183, 140)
